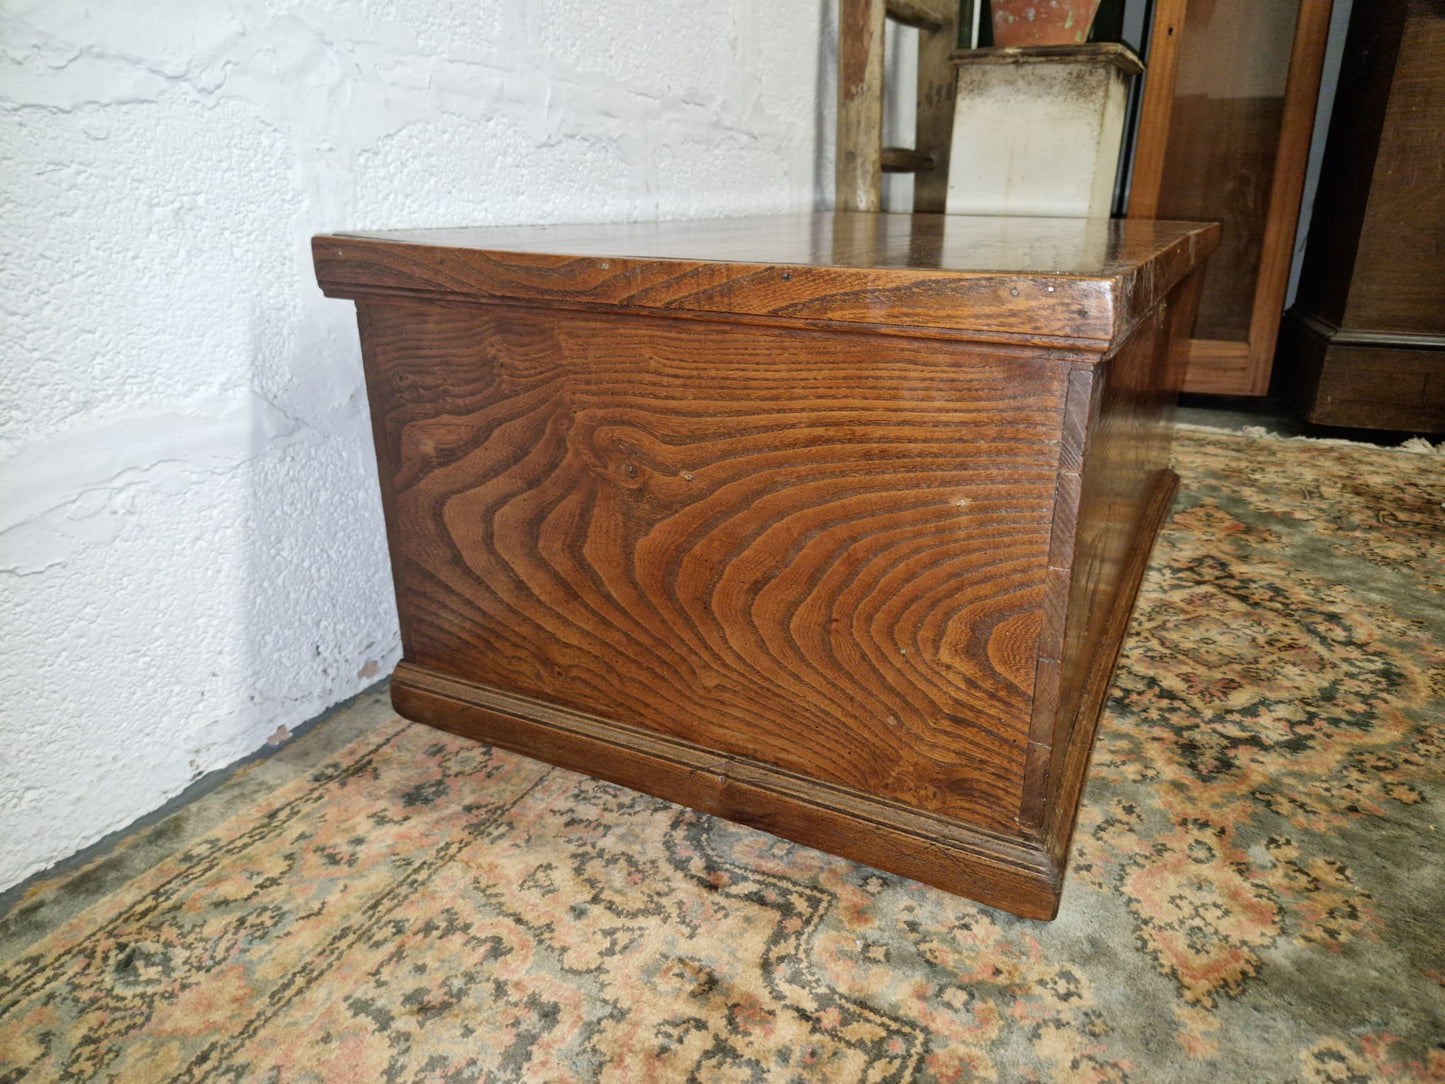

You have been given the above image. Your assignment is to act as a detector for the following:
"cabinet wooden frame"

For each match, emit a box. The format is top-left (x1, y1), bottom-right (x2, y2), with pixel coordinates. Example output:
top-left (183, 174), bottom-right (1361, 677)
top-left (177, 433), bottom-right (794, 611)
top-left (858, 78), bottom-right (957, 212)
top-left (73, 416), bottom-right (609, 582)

top-left (1128, 0), bottom-right (1333, 396)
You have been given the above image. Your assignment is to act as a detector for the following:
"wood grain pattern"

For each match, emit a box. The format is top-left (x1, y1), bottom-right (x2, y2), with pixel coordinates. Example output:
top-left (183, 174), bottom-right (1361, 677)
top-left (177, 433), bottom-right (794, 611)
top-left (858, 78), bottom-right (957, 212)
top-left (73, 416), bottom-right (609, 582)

top-left (1332, 0), bottom-right (1445, 337)
top-left (1125, 0), bottom-right (1188, 220)
top-left (1241, 0), bottom-right (1334, 396)
top-left (1180, 338), bottom-right (1251, 395)
top-left (1037, 264), bottom-right (1201, 863)
top-left (1157, 95), bottom-right (1285, 341)
top-left (315, 213), bottom-right (1218, 350)
top-left (1052, 304), bottom-right (1184, 744)
top-left (837, 0), bottom-right (888, 212)
top-left (391, 664), bottom-right (1064, 919)
top-left (361, 301), bottom-right (1064, 830)
top-left (1129, 0), bottom-right (1332, 396)
top-left (1277, 0), bottom-right (1444, 432)
top-left (319, 213), bottom-right (1216, 918)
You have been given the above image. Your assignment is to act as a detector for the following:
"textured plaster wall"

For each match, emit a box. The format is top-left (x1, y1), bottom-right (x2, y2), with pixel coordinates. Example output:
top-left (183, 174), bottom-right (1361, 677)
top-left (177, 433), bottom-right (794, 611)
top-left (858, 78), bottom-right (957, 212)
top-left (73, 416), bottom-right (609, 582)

top-left (0, 0), bottom-right (835, 891)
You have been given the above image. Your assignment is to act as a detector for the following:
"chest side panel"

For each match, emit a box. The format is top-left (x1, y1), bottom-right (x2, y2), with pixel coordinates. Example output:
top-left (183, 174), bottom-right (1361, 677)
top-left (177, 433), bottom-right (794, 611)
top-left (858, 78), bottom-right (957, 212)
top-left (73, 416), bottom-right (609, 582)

top-left (1027, 267), bottom-right (1199, 854)
top-left (358, 300), bottom-right (1066, 831)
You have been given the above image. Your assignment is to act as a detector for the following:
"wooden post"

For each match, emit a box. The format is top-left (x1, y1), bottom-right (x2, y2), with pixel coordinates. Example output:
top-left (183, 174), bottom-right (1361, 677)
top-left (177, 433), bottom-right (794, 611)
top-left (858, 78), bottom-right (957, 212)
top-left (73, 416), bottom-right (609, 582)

top-left (912, 0), bottom-right (958, 212)
top-left (836, 0), bottom-right (887, 212)
top-left (1241, 0), bottom-right (1334, 395)
top-left (1125, 0), bottom-right (1188, 220)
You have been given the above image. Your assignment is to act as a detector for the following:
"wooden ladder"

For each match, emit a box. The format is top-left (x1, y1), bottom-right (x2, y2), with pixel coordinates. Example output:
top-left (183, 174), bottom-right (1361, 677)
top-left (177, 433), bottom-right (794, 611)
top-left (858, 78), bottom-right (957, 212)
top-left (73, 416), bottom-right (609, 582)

top-left (836, 0), bottom-right (959, 213)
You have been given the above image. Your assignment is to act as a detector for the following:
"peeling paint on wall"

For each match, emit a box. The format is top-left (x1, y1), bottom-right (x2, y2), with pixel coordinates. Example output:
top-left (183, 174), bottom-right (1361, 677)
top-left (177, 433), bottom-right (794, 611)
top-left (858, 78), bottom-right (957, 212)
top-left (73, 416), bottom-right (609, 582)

top-left (0, 0), bottom-right (829, 892)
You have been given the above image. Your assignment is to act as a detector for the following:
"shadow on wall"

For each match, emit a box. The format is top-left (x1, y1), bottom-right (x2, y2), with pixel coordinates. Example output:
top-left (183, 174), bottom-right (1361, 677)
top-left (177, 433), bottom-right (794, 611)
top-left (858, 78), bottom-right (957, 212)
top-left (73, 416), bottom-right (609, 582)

top-left (0, 0), bottom-right (833, 897)
top-left (238, 293), bottom-right (401, 769)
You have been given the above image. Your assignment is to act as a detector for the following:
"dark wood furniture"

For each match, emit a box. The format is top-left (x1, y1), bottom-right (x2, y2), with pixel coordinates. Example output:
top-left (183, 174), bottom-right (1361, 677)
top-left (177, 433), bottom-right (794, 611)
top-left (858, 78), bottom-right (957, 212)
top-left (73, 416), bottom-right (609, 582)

top-left (313, 212), bottom-right (1217, 920)
top-left (1129, 0), bottom-right (1333, 395)
top-left (1278, 0), bottom-right (1445, 433)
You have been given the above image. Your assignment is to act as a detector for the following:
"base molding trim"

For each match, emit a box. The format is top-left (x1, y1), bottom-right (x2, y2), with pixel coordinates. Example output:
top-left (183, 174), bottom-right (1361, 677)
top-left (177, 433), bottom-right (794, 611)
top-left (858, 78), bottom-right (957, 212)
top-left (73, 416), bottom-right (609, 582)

top-left (389, 663), bottom-right (1064, 920)
top-left (1279, 309), bottom-right (1445, 432)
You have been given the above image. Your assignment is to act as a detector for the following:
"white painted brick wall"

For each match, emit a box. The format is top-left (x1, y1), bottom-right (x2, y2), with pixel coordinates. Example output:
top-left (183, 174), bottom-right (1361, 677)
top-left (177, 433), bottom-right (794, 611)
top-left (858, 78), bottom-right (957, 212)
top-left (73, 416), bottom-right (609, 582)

top-left (0, 0), bottom-right (836, 891)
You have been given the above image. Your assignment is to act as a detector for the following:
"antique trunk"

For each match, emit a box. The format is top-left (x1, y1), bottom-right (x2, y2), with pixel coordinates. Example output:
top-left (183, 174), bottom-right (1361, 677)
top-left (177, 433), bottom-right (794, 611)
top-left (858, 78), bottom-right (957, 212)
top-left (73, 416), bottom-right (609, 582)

top-left (313, 212), bottom-right (1216, 919)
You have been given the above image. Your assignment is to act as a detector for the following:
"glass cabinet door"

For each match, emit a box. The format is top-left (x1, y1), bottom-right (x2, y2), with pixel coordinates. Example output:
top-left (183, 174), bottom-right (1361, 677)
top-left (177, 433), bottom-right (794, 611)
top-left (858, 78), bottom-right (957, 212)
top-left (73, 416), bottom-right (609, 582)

top-left (1129, 0), bottom-right (1334, 395)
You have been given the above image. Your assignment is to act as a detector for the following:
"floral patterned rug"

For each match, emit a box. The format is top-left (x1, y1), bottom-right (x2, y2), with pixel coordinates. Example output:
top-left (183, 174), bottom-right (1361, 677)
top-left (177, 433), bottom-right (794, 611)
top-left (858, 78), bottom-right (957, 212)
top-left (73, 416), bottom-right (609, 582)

top-left (2, 427), bottom-right (1441, 1083)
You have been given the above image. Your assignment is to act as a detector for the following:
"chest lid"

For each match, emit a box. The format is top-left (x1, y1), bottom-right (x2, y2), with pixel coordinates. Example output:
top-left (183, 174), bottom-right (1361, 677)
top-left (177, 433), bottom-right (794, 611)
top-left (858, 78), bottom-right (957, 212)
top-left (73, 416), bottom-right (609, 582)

top-left (314, 212), bottom-right (1217, 353)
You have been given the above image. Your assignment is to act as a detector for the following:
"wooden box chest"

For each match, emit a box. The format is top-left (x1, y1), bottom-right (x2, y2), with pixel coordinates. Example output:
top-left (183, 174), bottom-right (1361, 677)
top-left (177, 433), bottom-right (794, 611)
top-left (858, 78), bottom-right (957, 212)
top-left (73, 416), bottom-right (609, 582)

top-left (314, 213), bottom-right (1216, 919)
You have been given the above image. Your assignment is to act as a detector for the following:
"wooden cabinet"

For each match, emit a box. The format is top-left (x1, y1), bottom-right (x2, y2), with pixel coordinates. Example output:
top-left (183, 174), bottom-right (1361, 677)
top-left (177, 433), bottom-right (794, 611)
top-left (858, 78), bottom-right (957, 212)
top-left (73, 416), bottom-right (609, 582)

top-left (314, 212), bottom-right (1216, 919)
top-left (1278, 0), bottom-right (1445, 433)
top-left (1129, 0), bottom-right (1333, 395)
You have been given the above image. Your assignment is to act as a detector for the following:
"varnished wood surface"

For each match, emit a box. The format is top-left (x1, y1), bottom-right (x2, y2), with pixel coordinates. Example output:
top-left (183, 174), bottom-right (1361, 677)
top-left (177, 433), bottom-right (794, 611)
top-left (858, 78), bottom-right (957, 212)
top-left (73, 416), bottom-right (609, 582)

top-left (316, 213), bottom-right (1218, 350)
top-left (392, 664), bottom-right (1064, 919)
top-left (1022, 271), bottom-right (1198, 832)
top-left (1125, 0), bottom-right (1188, 221)
top-left (1280, 314), bottom-right (1445, 433)
top-left (320, 212), bottom-right (1215, 917)
top-left (1129, 0), bottom-right (1332, 396)
top-left (1279, 0), bottom-right (1444, 431)
top-left (1338, 0), bottom-right (1445, 336)
top-left (1157, 95), bottom-right (1285, 341)
top-left (1301, 345), bottom-right (1445, 433)
top-left (319, 213), bottom-right (1213, 279)
top-left (1180, 338), bottom-right (1251, 395)
top-left (360, 301), bottom-right (1065, 832)
top-left (1242, 0), bottom-right (1334, 396)
top-left (1042, 467), bottom-right (1180, 861)
top-left (1038, 264), bottom-right (1201, 862)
